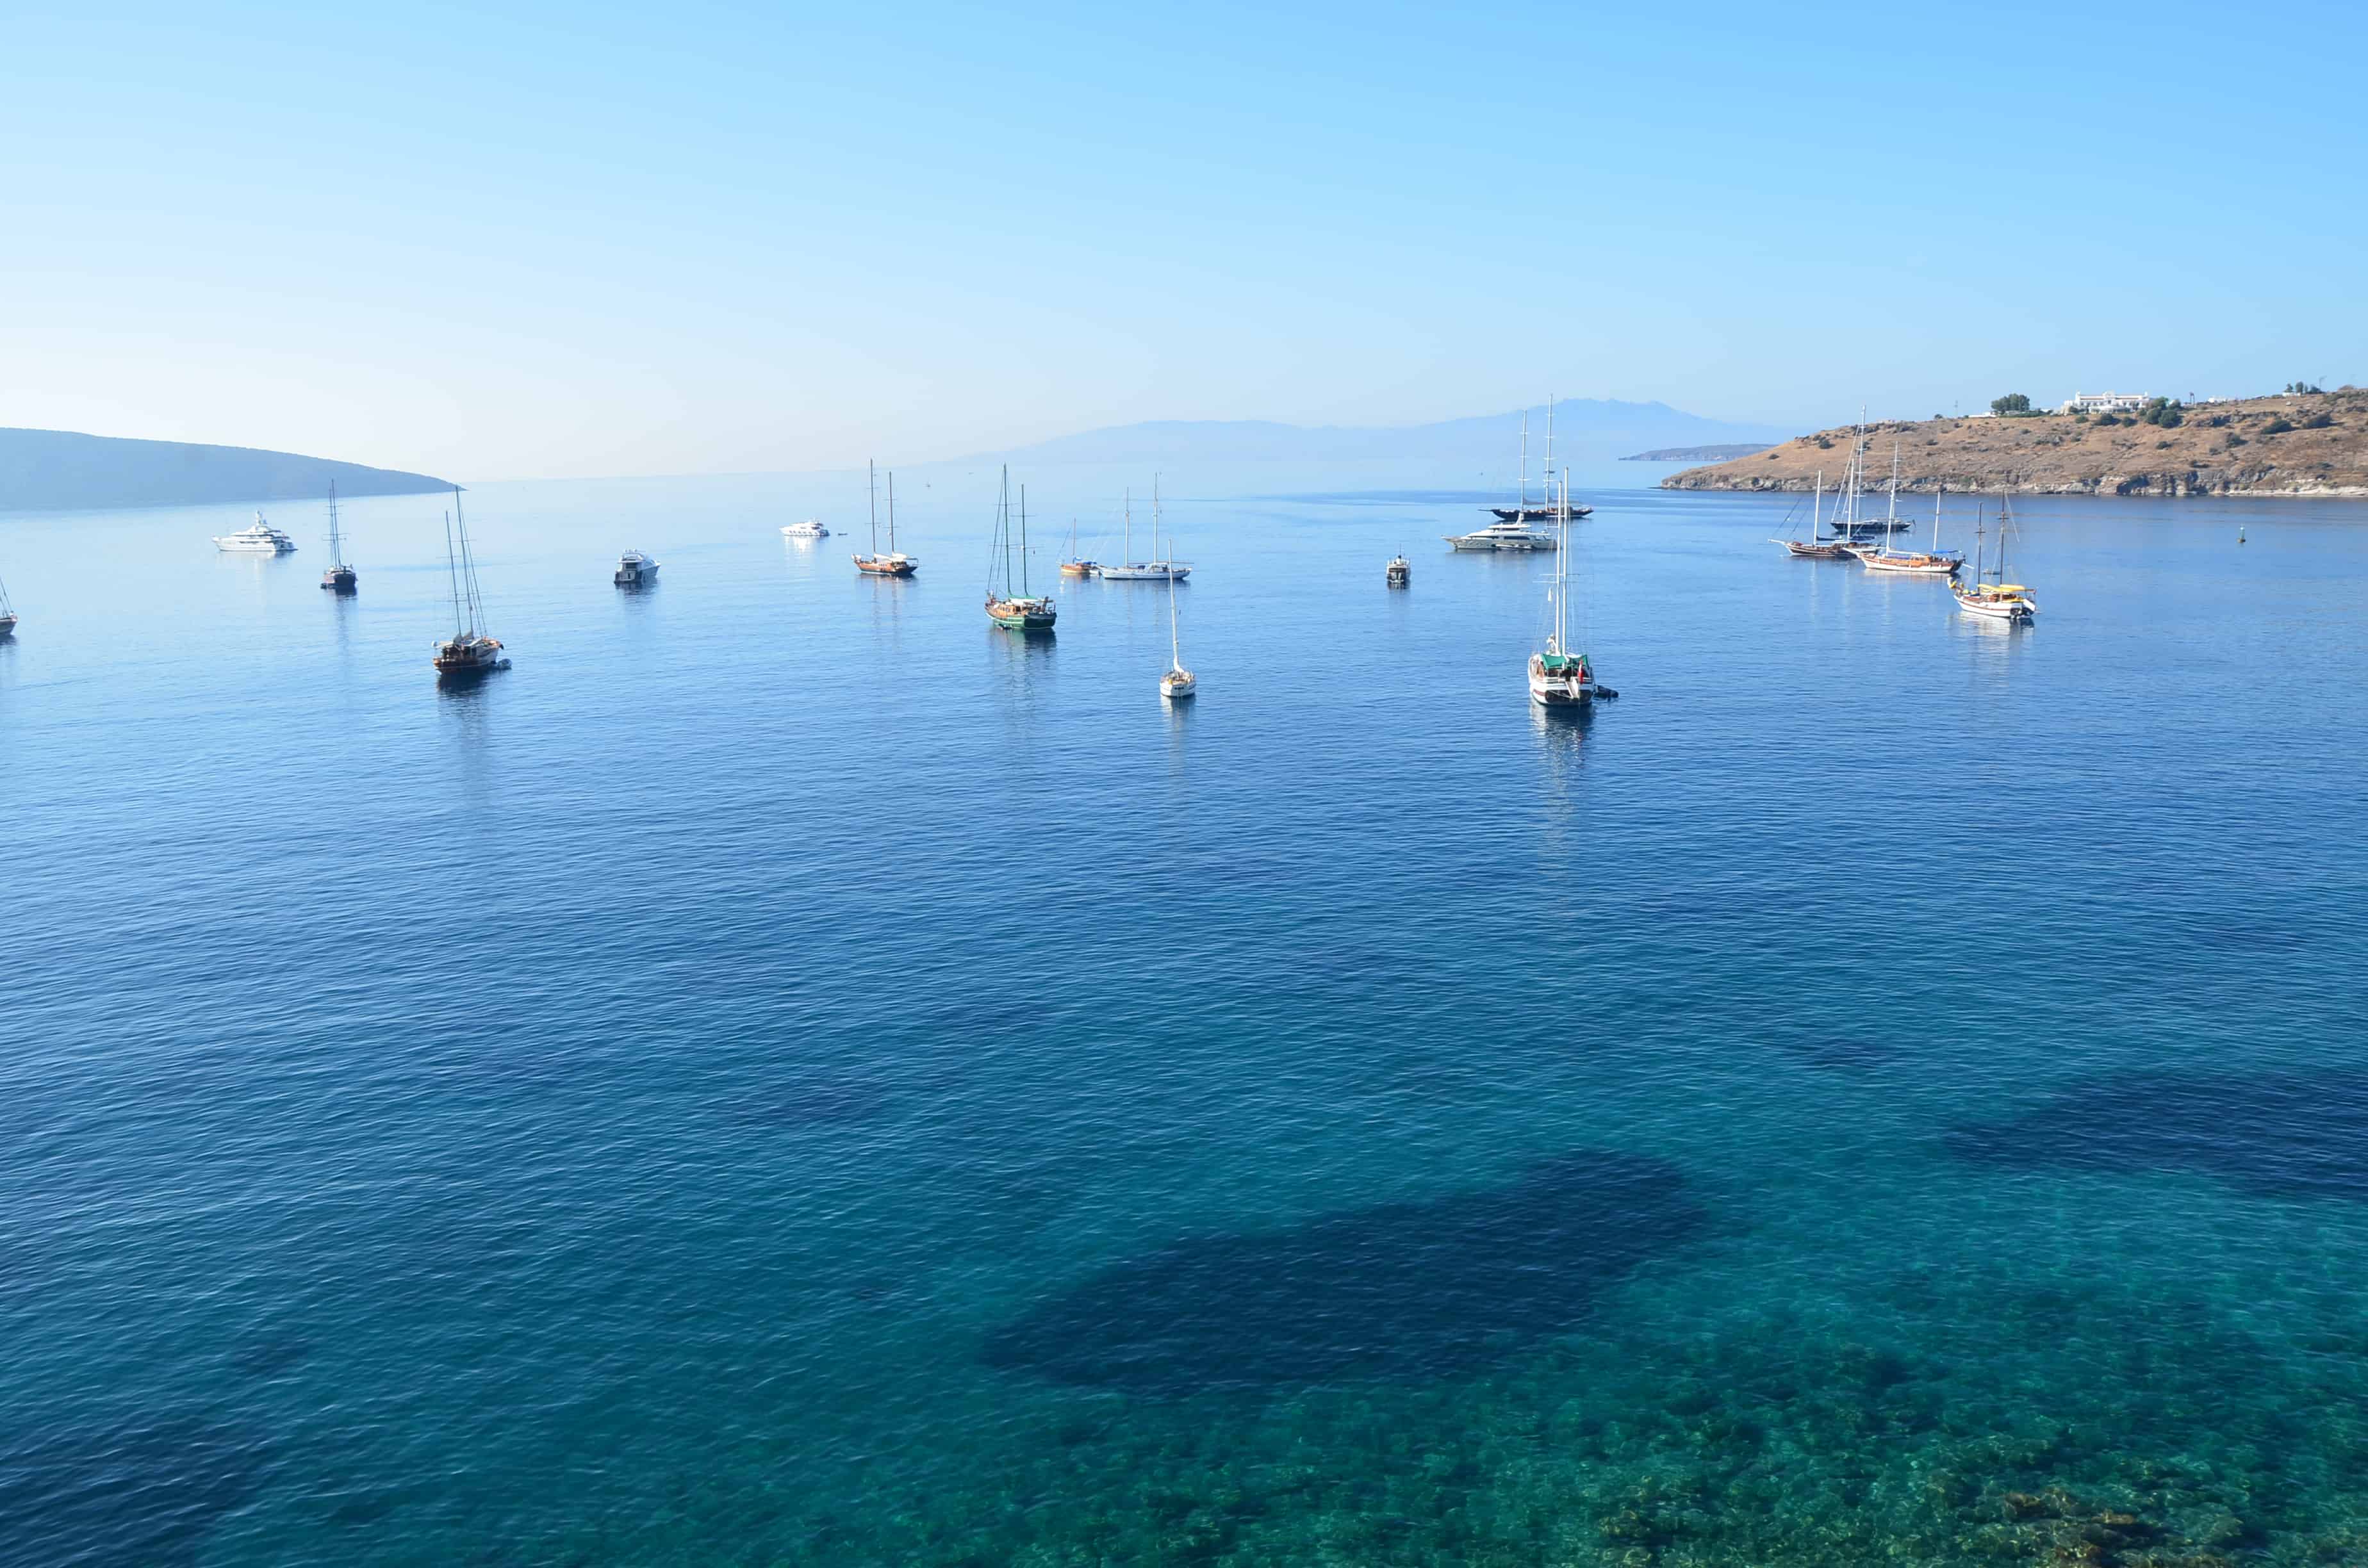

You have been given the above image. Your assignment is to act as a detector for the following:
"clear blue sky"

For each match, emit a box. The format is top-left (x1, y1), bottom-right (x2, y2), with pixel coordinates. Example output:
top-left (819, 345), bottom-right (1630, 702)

top-left (6, 0), bottom-right (2362, 479)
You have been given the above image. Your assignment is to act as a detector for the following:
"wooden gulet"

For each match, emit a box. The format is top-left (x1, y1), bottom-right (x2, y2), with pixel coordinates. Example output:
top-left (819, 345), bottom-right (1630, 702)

top-left (984, 467), bottom-right (1056, 631)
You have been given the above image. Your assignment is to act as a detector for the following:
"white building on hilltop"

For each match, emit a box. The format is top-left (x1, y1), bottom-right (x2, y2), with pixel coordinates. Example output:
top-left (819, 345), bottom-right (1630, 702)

top-left (2059, 391), bottom-right (2150, 415)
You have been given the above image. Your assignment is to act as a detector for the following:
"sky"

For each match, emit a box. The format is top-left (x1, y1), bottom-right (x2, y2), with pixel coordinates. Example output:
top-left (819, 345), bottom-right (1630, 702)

top-left (5, 0), bottom-right (2364, 480)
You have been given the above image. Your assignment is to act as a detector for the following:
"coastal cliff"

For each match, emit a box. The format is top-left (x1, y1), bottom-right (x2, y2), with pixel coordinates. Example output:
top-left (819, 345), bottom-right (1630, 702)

top-left (1662, 389), bottom-right (2368, 498)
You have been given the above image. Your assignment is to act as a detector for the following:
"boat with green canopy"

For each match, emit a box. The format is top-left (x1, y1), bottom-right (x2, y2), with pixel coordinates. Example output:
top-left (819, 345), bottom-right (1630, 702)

top-left (984, 467), bottom-right (1055, 631)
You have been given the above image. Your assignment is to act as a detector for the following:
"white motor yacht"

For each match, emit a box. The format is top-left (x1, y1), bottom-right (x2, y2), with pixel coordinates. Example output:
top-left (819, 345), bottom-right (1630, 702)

top-left (614, 550), bottom-right (659, 587)
top-left (213, 512), bottom-right (298, 553)
top-left (1446, 518), bottom-right (1557, 551)
top-left (781, 519), bottom-right (828, 538)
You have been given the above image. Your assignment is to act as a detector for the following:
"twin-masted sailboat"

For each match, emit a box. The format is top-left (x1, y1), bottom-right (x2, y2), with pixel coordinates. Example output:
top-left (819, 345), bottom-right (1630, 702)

top-left (320, 481), bottom-right (358, 593)
top-left (984, 468), bottom-right (1056, 631)
top-left (854, 461), bottom-right (918, 576)
top-left (1527, 470), bottom-right (1597, 707)
top-left (1488, 400), bottom-right (1594, 523)
top-left (1954, 496), bottom-right (2038, 623)
top-left (1773, 470), bottom-right (1854, 559)
top-left (432, 488), bottom-right (508, 677)
top-left (1099, 479), bottom-right (1191, 581)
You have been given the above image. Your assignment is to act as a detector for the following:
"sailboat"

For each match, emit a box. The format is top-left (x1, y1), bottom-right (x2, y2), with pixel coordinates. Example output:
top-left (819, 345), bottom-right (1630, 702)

top-left (1820, 418), bottom-right (1910, 543)
top-left (1488, 400), bottom-right (1594, 522)
top-left (1059, 518), bottom-right (1099, 576)
top-left (853, 461), bottom-right (918, 576)
top-left (1857, 450), bottom-right (1964, 576)
top-left (1099, 478), bottom-right (1192, 580)
top-left (320, 482), bottom-right (358, 592)
top-left (1953, 496), bottom-right (2037, 623)
top-left (431, 489), bottom-right (509, 676)
top-left (1160, 548), bottom-right (1196, 699)
top-left (1774, 470), bottom-right (1853, 559)
top-left (984, 468), bottom-right (1056, 630)
top-left (0, 566), bottom-right (17, 639)
top-left (1527, 471), bottom-right (1596, 707)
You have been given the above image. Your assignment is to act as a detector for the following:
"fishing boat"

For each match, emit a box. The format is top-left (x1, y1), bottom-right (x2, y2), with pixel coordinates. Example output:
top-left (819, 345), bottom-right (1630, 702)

top-left (1773, 471), bottom-right (1854, 559)
top-left (614, 549), bottom-right (659, 587)
top-left (1487, 400), bottom-right (1594, 521)
top-left (983, 468), bottom-right (1056, 631)
top-left (1058, 518), bottom-right (1098, 576)
top-left (1386, 555), bottom-right (1411, 587)
top-left (1953, 498), bottom-right (2037, 623)
top-left (213, 512), bottom-right (297, 553)
top-left (1160, 552), bottom-right (1195, 699)
top-left (1099, 480), bottom-right (1191, 580)
top-left (781, 519), bottom-right (828, 538)
top-left (1527, 471), bottom-right (1596, 708)
top-left (319, 483), bottom-right (358, 592)
top-left (1855, 449), bottom-right (1963, 576)
top-left (432, 489), bottom-right (509, 676)
top-left (853, 462), bottom-right (917, 576)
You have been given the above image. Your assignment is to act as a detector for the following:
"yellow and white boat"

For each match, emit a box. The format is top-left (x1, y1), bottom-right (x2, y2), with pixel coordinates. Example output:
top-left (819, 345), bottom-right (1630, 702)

top-left (1955, 498), bottom-right (2035, 624)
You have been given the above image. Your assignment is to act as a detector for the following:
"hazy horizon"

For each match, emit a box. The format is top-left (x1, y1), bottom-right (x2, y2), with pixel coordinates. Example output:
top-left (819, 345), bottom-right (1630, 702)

top-left (6, 1), bottom-right (2363, 481)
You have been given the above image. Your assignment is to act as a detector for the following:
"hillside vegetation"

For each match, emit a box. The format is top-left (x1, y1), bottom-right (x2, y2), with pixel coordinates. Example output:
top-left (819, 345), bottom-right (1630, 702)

top-left (1663, 389), bottom-right (2368, 498)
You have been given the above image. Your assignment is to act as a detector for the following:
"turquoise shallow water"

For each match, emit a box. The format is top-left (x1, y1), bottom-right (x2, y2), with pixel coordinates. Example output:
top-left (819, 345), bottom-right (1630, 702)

top-left (4, 468), bottom-right (2367, 1565)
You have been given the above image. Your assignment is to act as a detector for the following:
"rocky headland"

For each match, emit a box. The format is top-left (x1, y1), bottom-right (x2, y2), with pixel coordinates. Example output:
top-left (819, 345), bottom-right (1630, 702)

top-left (1663, 389), bottom-right (2368, 498)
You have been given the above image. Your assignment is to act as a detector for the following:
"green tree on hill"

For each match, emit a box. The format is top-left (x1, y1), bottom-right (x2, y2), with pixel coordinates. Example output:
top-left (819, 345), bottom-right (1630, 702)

top-left (1991, 393), bottom-right (2032, 414)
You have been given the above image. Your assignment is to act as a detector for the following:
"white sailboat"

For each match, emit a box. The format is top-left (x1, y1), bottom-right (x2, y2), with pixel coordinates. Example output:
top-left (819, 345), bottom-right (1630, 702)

top-left (0, 567), bottom-right (17, 639)
top-left (1527, 470), bottom-right (1595, 707)
top-left (432, 489), bottom-right (509, 676)
top-left (1160, 545), bottom-right (1195, 699)
top-left (853, 461), bottom-right (917, 575)
top-left (1100, 478), bottom-right (1191, 580)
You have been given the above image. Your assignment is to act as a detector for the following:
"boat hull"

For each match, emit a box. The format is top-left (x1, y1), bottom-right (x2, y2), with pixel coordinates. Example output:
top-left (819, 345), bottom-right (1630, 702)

top-left (855, 555), bottom-right (916, 576)
top-left (432, 635), bottom-right (509, 676)
top-left (1492, 505), bottom-right (1593, 521)
top-left (1059, 562), bottom-right (1098, 576)
top-left (215, 539), bottom-right (295, 554)
top-left (0, 614), bottom-right (15, 639)
top-left (1162, 671), bottom-right (1196, 699)
top-left (320, 568), bottom-right (357, 592)
top-left (1098, 564), bottom-right (1190, 580)
top-left (987, 596), bottom-right (1056, 630)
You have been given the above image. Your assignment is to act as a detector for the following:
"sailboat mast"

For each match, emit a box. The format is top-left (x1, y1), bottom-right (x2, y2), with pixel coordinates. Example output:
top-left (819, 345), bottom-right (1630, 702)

top-left (443, 510), bottom-right (463, 637)
top-left (1019, 483), bottom-right (1030, 596)
top-left (1518, 411), bottom-right (1529, 510)
top-left (1557, 468), bottom-right (1571, 651)
top-left (1545, 395), bottom-right (1554, 486)
top-left (1123, 489), bottom-right (1133, 565)
top-left (1167, 554), bottom-right (1181, 669)
top-left (327, 480), bottom-right (342, 566)
top-left (1153, 475), bottom-right (1162, 566)
top-left (887, 471), bottom-right (896, 553)
top-left (454, 489), bottom-right (485, 634)
top-left (1814, 470), bottom-right (1824, 536)
top-left (868, 460), bottom-right (878, 555)
top-left (1932, 484), bottom-right (1943, 554)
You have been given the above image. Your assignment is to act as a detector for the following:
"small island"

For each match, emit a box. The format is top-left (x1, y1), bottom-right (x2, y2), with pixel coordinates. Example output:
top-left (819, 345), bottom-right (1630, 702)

top-left (1662, 388), bottom-right (2368, 498)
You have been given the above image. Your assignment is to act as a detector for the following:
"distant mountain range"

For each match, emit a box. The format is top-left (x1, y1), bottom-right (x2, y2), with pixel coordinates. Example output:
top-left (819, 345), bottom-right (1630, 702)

top-left (964, 400), bottom-right (1791, 467)
top-left (0, 428), bottom-right (453, 512)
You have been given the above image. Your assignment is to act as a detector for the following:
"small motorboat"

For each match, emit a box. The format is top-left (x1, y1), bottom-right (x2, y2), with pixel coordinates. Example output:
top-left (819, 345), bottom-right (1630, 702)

top-left (614, 550), bottom-right (660, 587)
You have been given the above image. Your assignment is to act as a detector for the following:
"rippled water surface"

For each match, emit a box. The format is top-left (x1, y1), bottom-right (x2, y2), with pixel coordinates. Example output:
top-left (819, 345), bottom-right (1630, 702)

top-left (4, 468), bottom-right (2365, 1565)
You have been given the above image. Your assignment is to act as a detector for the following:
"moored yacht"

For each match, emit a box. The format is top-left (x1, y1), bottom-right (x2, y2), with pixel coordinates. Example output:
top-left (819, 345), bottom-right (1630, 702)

top-left (1059, 518), bottom-right (1098, 576)
top-left (320, 483), bottom-right (357, 592)
top-left (432, 490), bottom-right (509, 677)
top-left (614, 550), bottom-right (659, 587)
top-left (1954, 498), bottom-right (2037, 623)
top-left (1160, 551), bottom-right (1195, 699)
top-left (0, 570), bottom-right (16, 639)
top-left (1774, 471), bottom-right (1853, 559)
top-left (214, 512), bottom-right (298, 554)
top-left (853, 462), bottom-right (918, 576)
top-left (1485, 401), bottom-right (1593, 523)
top-left (781, 519), bottom-right (828, 538)
top-left (1853, 449), bottom-right (1962, 576)
top-left (1386, 555), bottom-right (1411, 587)
top-left (983, 469), bottom-right (1056, 631)
top-left (1099, 479), bottom-right (1190, 580)
top-left (1447, 516), bottom-right (1558, 551)
top-left (1527, 471), bottom-right (1595, 706)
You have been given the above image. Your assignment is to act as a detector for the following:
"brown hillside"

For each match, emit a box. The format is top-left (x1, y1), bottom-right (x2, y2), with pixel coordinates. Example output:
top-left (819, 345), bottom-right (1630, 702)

top-left (1662, 389), bottom-right (2368, 498)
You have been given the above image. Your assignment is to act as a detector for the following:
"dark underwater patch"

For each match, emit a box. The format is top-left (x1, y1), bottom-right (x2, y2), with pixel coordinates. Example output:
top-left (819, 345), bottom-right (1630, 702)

top-left (981, 1150), bottom-right (1707, 1396)
top-left (0, 1415), bottom-right (270, 1568)
top-left (1946, 1068), bottom-right (2368, 1200)
top-left (1780, 1034), bottom-right (1905, 1073)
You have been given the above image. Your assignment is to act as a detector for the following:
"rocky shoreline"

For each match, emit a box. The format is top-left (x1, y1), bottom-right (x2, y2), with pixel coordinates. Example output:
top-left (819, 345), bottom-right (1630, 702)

top-left (1663, 388), bottom-right (2368, 498)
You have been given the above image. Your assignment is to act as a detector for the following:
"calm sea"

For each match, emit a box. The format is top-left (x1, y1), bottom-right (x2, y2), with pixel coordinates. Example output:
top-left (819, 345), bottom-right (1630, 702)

top-left (4, 465), bottom-right (2366, 1566)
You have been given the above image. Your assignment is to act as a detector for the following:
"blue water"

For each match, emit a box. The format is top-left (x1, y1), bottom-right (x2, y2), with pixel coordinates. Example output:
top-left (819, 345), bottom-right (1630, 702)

top-left (4, 469), bottom-right (2367, 1565)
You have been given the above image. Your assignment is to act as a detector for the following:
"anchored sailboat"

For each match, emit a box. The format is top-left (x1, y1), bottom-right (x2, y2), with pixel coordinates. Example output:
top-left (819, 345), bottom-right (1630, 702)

top-left (1488, 400), bottom-right (1594, 522)
top-left (1774, 471), bottom-right (1853, 559)
top-left (1100, 478), bottom-right (1191, 580)
top-left (1160, 547), bottom-right (1195, 699)
top-left (432, 489), bottom-right (508, 676)
top-left (1954, 496), bottom-right (2037, 623)
top-left (984, 468), bottom-right (1056, 630)
top-left (1059, 517), bottom-right (1098, 576)
top-left (1857, 448), bottom-right (1964, 576)
top-left (0, 564), bottom-right (17, 639)
top-left (1527, 470), bottom-right (1596, 707)
top-left (320, 482), bottom-right (357, 592)
top-left (854, 461), bottom-right (918, 576)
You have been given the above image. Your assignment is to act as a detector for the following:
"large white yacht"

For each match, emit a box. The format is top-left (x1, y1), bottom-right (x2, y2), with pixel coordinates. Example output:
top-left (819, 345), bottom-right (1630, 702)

top-left (1445, 517), bottom-right (1558, 551)
top-left (780, 519), bottom-right (828, 538)
top-left (213, 512), bottom-right (298, 553)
